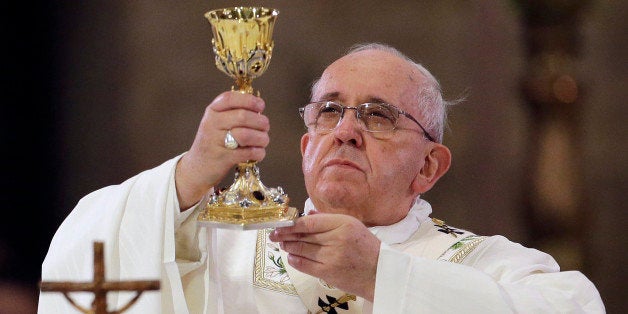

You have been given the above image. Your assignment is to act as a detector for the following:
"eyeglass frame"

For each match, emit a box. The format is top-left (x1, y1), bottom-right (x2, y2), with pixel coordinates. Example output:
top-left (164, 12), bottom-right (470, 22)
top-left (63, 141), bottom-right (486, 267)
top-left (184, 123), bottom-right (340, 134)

top-left (298, 101), bottom-right (436, 142)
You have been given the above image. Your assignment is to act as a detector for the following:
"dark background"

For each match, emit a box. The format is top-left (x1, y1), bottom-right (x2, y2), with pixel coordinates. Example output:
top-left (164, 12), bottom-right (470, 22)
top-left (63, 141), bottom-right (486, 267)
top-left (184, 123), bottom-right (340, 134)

top-left (3, 1), bottom-right (626, 313)
top-left (3, 1), bottom-right (59, 311)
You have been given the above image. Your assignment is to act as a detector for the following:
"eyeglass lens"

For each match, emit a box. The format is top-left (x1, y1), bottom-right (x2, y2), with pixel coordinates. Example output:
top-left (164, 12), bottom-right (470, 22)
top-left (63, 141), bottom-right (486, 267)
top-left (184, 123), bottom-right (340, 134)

top-left (305, 102), bottom-right (399, 132)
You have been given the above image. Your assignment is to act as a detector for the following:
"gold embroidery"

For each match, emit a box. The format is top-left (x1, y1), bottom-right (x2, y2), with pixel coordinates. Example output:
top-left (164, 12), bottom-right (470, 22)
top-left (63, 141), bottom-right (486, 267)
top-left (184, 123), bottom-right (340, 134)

top-left (253, 229), bottom-right (298, 295)
top-left (448, 236), bottom-right (487, 264)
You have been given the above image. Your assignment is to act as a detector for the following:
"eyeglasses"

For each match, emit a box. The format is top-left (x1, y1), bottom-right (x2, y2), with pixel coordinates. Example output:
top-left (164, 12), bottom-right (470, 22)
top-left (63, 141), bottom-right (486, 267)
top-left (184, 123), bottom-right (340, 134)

top-left (298, 101), bottom-right (435, 142)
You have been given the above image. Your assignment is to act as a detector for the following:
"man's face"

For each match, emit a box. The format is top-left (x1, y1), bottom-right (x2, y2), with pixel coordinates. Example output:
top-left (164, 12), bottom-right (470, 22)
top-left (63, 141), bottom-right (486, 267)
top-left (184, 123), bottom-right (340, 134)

top-left (301, 50), bottom-right (433, 226)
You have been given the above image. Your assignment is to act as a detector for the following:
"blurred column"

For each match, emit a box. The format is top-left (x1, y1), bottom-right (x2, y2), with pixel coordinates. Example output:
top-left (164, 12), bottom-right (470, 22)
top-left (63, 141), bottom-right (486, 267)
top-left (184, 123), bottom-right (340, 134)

top-left (517, 0), bottom-right (591, 271)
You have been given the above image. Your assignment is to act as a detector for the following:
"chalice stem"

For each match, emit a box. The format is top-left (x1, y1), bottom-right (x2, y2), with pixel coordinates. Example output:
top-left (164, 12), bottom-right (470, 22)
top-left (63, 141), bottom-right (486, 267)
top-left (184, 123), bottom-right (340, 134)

top-left (235, 77), bottom-right (254, 94)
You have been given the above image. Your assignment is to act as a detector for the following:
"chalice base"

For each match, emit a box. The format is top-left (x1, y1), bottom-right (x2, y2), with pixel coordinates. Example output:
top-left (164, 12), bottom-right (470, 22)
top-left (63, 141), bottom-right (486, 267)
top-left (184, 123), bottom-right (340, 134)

top-left (196, 162), bottom-right (298, 230)
top-left (198, 206), bottom-right (298, 230)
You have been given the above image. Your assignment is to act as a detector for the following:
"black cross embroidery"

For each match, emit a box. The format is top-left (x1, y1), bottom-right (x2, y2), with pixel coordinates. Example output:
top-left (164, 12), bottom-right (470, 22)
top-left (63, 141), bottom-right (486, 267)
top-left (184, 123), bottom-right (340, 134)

top-left (433, 218), bottom-right (463, 237)
top-left (317, 294), bottom-right (356, 314)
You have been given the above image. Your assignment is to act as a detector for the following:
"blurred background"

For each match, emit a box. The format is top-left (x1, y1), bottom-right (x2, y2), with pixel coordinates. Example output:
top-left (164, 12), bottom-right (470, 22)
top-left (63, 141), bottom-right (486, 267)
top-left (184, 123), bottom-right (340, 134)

top-left (3, 1), bottom-right (626, 313)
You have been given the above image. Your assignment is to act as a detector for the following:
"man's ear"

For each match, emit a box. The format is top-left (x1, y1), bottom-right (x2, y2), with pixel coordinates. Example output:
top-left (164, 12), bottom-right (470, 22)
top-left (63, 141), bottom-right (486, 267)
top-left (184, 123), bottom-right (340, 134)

top-left (411, 143), bottom-right (452, 194)
top-left (300, 133), bottom-right (310, 157)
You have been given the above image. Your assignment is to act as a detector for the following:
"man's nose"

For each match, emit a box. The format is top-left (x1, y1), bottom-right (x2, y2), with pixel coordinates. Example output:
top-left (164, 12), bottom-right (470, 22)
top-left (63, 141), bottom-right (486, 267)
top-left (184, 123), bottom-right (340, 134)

top-left (333, 109), bottom-right (363, 147)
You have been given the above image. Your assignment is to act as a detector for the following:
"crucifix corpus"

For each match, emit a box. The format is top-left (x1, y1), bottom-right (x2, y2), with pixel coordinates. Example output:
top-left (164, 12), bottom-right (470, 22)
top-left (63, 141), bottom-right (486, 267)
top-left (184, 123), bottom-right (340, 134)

top-left (39, 241), bottom-right (160, 314)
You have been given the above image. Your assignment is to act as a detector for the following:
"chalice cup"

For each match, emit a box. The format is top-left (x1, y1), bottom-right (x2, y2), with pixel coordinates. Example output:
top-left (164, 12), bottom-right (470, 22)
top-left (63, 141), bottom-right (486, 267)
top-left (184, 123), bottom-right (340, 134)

top-left (197, 7), bottom-right (298, 229)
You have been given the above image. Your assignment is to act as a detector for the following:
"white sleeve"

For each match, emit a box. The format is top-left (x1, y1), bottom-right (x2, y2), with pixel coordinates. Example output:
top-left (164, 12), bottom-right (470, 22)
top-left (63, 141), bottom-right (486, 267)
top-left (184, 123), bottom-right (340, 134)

top-left (38, 154), bottom-right (184, 314)
top-left (372, 236), bottom-right (605, 313)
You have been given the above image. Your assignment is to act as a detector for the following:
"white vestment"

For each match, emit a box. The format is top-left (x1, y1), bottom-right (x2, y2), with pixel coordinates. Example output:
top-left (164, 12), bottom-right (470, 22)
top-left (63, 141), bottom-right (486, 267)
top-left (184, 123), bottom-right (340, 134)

top-left (39, 155), bottom-right (605, 313)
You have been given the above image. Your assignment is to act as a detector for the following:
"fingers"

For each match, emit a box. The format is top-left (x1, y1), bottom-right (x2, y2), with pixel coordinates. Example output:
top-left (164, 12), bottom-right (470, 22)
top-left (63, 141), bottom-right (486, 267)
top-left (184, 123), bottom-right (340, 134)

top-left (271, 214), bottom-right (344, 238)
top-left (201, 90), bottom-right (269, 137)
top-left (286, 252), bottom-right (324, 275)
top-left (279, 236), bottom-right (332, 282)
top-left (224, 128), bottom-right (270, 148)
top-left (207, 91), bottom-right (268, 142)
top-left (208, 107), bottom-right (270, 133)
top-left (175, 91), bottom-right (271, 209)
top-left (209, 91), bottom-right (265, 113)
top-left (197, 91), bottom-right (270, 151)
top-left (270, 213), bottom-right (380, 300)
top-left (280, 240), bottom-right (325, 263)
top-left (216, 127), bottom-right (269, 164)
top-left (269, 214), bottom-right (361, 261)
top-left (200, 91), bottom-right (270, 151)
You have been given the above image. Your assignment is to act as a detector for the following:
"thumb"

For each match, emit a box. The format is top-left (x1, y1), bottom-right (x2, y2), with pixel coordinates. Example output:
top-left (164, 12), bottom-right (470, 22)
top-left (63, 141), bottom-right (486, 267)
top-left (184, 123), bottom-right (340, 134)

top-left (306, 209), bottom-right (320, 215)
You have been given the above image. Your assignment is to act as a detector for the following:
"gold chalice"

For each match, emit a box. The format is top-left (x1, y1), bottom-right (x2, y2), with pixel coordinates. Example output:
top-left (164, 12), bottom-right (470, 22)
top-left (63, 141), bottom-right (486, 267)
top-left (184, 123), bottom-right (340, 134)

top-left (197, 7), bottom-right (298, 229)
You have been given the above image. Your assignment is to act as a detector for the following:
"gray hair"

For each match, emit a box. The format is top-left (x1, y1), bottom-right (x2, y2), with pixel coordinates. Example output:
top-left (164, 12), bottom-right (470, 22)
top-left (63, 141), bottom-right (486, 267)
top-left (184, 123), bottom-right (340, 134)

top-left (311, 43), bottom-right (454, 143)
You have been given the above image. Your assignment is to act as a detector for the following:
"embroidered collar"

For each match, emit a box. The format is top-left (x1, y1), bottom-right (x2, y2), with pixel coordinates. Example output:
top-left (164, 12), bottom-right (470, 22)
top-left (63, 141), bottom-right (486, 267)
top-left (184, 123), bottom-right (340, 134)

top-left (302, 197), bottom-right (433, 245)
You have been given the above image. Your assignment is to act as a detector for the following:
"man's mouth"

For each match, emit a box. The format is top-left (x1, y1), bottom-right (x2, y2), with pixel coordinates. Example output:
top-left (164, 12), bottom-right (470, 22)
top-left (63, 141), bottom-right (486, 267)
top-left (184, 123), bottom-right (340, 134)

top-left (324, 159), bottom-right (363, 171)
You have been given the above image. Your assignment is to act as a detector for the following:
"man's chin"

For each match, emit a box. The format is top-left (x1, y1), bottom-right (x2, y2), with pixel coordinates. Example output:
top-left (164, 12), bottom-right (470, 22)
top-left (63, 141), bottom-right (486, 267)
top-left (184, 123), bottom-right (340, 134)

top-left (313, 184), bottom-right (363, 207)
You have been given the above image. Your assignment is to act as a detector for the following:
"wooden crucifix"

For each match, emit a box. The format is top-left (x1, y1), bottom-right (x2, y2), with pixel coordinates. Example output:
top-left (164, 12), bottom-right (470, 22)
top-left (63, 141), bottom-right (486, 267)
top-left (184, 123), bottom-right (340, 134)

top-left (39, 242), bottom-right (160, 314)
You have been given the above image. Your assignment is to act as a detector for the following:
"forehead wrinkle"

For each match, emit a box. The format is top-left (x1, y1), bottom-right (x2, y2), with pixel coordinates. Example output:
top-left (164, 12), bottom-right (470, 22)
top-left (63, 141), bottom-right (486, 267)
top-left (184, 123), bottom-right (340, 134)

top-left (315, 91), bottom-right (339, 102)
top-left (366, 96), bottom-right (389, 104)
top-left (315, 91), bottom-right (394, 107)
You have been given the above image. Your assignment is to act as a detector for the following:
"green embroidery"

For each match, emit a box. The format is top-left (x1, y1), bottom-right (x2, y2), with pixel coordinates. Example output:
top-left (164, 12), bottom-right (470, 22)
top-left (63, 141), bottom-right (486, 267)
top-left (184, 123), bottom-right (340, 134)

top-left (268, 251), bottom-right (287, 276)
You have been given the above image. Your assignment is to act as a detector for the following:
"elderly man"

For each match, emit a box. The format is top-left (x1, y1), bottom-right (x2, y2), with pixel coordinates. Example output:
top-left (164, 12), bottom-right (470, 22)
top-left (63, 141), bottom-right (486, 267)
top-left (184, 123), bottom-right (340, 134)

top-left (39, 43), bottom-right (604, 313)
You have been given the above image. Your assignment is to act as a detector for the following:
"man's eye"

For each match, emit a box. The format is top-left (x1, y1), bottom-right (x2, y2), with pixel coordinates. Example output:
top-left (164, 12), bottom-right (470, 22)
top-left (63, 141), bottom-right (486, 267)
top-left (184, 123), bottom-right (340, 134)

top-left (364, 107), bottom-right (394, 120)
top-left (367, 110), bottom-right (388, 118)
top-left (320, 106), bottom-right (341, 114)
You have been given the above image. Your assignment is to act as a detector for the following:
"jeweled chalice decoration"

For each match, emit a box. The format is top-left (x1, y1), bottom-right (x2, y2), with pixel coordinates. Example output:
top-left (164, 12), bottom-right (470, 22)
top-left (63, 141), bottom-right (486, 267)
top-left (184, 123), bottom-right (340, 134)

top-left (197, 7), bottom-right (298, 229)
